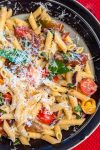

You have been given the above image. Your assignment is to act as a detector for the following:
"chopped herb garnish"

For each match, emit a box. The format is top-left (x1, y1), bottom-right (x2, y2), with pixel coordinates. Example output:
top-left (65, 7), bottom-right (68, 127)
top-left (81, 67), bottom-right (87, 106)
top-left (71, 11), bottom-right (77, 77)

top-left (0, 49), bottom-right (30, 64)
top-left (74, 105), bottom-right (82, 112)
top-left (13, 139), bottom-right (20, 146)
top-left (48, 73), bottom-right (55, 80)
top-left (61, 53), bottom-right (68, 61)
top-left (74, 105), bottom-right (82, 117)
top-left (40, 52), bottom-right (49, 60)
top-left (0, 92), bottom-right (4, 105)
top-left (67, 83), bottom-right (75, 88)
top-left (48, 60), bottom-right (71, 75)
top-left (0, 109), bottom-right (6, 114)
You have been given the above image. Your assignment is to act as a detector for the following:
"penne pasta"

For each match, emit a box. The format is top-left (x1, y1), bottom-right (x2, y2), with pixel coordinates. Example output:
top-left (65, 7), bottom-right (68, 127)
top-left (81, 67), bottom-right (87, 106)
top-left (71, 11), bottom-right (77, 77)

top-left (68, 89), bottom-right (90, 101)
top-left (28, 12), bottom-right (38, 30)
top-left (54, 125), bottom-right (62, 141)
top-left (54, 32), bottom-right (68, 52)
top-left (41, 135), bottom-right (60, 144)
top-left (44, 31), bottom-right (53, 50)
top-left (3, 120), bottom-right (15, 142)
top-left (59, 118), bottom-right (85, 126)
top-left (28, 132), bottom-right (41, 139)
top-left (33, 6), bottom-right (42, 18)
top-left (19, 136), bottom-right (30, 145)
top-left (0, 6), bottom-right (97, 146)
top-left (0, 7), bottom-right (7, 31)
top-left (7, 9), bottom-right (12, 19)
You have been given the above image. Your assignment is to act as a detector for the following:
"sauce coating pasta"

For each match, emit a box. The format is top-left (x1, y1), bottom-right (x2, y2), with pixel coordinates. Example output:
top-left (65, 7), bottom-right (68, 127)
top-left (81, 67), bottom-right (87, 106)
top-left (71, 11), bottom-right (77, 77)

top-left (0, 6), bottom-right (97, 145)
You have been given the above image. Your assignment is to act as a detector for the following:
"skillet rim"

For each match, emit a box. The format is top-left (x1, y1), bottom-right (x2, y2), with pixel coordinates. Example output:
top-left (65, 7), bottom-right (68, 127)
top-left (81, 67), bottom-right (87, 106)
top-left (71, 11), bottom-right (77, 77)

top-left (0, 0), bottom-right (99, 149)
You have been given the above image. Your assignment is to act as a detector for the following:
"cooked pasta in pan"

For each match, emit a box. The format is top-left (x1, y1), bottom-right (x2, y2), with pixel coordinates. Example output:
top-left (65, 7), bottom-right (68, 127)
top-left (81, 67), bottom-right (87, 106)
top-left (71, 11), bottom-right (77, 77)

top-left (0, 6), bottom-right (97, 145)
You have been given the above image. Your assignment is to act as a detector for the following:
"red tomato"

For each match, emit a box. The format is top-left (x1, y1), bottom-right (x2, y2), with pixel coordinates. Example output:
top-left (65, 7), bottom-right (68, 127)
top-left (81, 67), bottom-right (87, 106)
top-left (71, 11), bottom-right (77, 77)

top-left (3, 92), bottom-right (12, 104)
top-left (42, 69), bottom-right (49, 78)
top-left (37, 108), bottom-right (56, 125)
top-left (0, 119), bottom-right (3, 124)
top-left (53, 75), bottom-right (59, 82)
top-left (14, 26), bottom-right (29, 38)
top-left (69, 54), bottom-right (88, 66)
top-left (79, 78), bottom-right (97, 96)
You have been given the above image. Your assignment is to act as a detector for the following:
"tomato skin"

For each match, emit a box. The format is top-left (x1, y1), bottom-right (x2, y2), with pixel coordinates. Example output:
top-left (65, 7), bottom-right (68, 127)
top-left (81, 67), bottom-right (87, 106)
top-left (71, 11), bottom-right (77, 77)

top-left (69, 54), bottom-right (88, 66)
top-left (42, 69), bottom-right (49, 78)
top-left (53, 75), bottom-right (59, 82)
top-left (79, 78), bottom-right (97, 96)
top-left (3, 92), bottom-right (12, 104)
top-left (37, 108), bottom-right (56, 125)
top-left (14, 26), bottom-right (29, 38)
top-left (0, 119), bottom-right (3, 124)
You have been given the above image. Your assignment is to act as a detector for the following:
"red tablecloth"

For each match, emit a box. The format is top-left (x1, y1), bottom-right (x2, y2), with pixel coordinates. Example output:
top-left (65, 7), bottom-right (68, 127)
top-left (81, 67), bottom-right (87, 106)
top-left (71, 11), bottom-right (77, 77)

top-left (73, 1), bottom-right (100, 150)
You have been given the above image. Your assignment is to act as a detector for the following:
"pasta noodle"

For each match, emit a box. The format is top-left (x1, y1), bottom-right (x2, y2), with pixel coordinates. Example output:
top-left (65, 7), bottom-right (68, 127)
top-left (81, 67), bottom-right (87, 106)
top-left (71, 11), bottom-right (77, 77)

top-left (0, 6), bottom-right (97, 145)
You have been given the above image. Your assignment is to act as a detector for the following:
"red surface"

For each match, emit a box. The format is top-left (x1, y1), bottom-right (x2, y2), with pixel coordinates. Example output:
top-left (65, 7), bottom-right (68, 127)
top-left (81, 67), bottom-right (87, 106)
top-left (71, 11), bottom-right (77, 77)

top-left (77, 0), bottom-right (100, 21)
top-left (73, 1), bottom-right (100, 150)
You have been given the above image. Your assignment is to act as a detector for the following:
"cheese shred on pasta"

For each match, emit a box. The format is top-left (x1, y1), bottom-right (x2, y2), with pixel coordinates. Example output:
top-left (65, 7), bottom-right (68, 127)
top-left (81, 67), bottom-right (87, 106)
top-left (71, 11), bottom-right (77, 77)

top-left (0, 6), bottom-right (97, 145)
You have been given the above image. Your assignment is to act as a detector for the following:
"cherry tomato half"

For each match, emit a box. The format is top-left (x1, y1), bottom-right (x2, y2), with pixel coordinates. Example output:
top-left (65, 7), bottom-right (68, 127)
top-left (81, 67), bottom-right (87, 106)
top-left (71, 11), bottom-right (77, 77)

top-left (14, 26), bottom-right (30, 38)
top-left (37, 108), bottom-right (56, 125)
top-left (42, 69), bottom-right (49, 78)
top-left (3, 92), bottom-right (12, 104)
top-left (79, 78), bottom-right (97, 96)
top-left (0, 119), bottom-right (3, 124)
top-left (53, 75), bottom-right (59, 82)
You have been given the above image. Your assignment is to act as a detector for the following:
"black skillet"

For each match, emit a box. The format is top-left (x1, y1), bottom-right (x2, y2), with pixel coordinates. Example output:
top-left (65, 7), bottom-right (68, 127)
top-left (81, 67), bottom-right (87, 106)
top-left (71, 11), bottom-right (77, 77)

top-left (0, 0), bottom-right (100, 150)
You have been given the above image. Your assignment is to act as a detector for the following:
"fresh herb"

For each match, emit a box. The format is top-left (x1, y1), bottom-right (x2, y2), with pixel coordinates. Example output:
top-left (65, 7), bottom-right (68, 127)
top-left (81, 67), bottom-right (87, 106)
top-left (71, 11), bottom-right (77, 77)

top-left (61, 52), bottom-right (81, 62)
top-left (13, 139), bottom-right (20, 146)
top-left (74, 105), bottom-right (82, 112)
top-left (0, 109), bottom-right (6, 114)
top-left (61, 53), bottom-right (68, 61)
top-left (48, 73), bottom-right (55, 80)
top-left (0, 49), bottom-right (30, 64)
top-left (74, 105), bottom-right (82, 117)
top-left (40, 52), bottom-right (49, 61)
top-left (67, 83), bottom-right (75, 88)
top-left (0, 92), bottom-right (4, 105)
top-left (48, 60), bottom-right (71, 75)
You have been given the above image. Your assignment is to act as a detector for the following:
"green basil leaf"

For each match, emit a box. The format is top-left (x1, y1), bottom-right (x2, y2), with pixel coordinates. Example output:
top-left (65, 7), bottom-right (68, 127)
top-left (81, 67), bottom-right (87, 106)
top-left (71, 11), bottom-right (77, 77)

top-left (0, 109), bottom-right (6, 114)
top-left (67, 83), bottom-right (75, 88)
top-left (13, 139), bottom-right (20, 145)
top-left (0, 49), bottom-right (30, 64)
top-left (74, 105), bottom-right (82, 113)
top-left (48, 60), bottom-right (71, 74)
top-left (0, 92), bottom-right (4, 105)
top-left (48, 73), bottom-right (55, 80)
